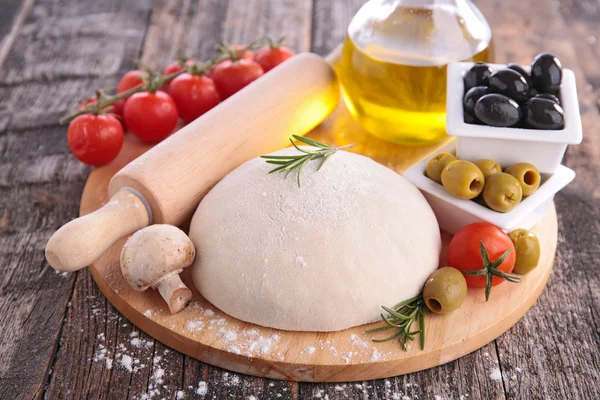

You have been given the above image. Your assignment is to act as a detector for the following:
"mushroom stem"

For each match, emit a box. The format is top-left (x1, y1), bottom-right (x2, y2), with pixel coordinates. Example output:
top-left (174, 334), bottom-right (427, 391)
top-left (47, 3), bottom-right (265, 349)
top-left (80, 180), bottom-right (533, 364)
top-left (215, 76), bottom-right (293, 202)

top-left (157, 274), bottom-right (192, 314)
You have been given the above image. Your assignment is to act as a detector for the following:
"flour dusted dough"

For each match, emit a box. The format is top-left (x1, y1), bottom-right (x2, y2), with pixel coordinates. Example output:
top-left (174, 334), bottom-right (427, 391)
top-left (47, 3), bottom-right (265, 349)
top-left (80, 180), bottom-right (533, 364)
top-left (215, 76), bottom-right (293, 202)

top-left (189, 148), bottom-right (441, 332)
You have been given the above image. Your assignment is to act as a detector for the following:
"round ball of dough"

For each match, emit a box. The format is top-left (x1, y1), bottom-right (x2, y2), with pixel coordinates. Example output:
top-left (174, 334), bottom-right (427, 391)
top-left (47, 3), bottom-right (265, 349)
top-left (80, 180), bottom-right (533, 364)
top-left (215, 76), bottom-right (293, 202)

top-left (190, 147), bottom-right (441, 332)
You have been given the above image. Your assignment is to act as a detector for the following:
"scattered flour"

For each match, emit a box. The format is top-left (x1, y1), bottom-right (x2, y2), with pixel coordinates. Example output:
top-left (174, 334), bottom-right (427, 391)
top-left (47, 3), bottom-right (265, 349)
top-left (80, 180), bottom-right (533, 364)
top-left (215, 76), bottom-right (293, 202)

top-left (119, 355), bottom-right (133, 372)
top-left (248, 396), bottom-right (257, 400)
top-left (218, 328), bottom-right (238, 342)
top-left (489, 368), bottom-right (502, 381)
top-left (204, 308), bottom-right (216, 317)
top-left (304, 346), bottom-right (316, 354)
top-left (228, 346), bottom-right (242, 355)
top-left (143, 309), bottom-right (153, 318)
top-left (196, 381), bottom-right (208, 396)
top-left (341, 352), bottom-right (354, 364)
top-left (295, 256), bottom-right (307, 268)
top-left (176, 391), bottom-right (184, 399)
top-left (349, 333), bottom-right (369, 348)
top-left (370, 348), bottom-right (381, 361)
top-left (186, 319), bottom-right (204, 332)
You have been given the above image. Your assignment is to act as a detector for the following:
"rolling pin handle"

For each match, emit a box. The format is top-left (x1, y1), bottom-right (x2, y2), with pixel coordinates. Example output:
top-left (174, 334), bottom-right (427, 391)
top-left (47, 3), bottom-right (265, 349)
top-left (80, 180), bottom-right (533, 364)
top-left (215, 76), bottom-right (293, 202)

top-left (45, 189), bottom-right (151, 272)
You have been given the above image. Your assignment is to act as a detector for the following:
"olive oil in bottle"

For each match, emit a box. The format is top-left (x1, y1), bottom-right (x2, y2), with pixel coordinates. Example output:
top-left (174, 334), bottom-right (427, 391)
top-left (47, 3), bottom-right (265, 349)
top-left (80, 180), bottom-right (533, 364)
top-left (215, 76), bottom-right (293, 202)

top-left (340, 0), bottom-right (494, 145)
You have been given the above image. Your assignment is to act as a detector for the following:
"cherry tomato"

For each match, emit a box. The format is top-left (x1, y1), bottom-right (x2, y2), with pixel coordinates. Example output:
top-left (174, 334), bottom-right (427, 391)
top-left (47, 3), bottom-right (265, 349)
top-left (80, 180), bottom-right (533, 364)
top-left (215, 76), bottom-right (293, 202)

top-left (211, 58), bottom-right (264, 99)
top-left (254, 46), bottom-right (295, 72)
top-left (208, 45), bottom-right (253, 78)
top-left (447, 222), bottom-right (516, 288)
top-left (79, 97), bottom-right (126, 127)
top-left (117, 70), bottom-right (146, 95)
top-left (167, 73), bottom-right (220, 123)
top-left (67, 114), bottom-right (124, 166)
top-left (162, 59), bottom-right (195, 88)
top-left (123, 91), bottom-right (178, 142)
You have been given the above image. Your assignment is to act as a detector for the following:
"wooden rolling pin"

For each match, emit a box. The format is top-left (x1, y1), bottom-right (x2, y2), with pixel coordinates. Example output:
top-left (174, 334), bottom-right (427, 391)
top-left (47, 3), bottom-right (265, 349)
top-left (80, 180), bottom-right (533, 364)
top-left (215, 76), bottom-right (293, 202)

top-left (46, 53), bottom-right (339, 272)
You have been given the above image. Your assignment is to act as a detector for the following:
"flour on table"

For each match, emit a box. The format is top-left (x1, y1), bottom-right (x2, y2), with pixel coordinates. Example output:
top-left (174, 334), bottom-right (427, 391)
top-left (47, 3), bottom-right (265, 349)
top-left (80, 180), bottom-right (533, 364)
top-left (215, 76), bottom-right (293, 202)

top-left (119, 355), bottom-right (133, 372)
top-left (489, 368), bottom-right (502, 381)
top-left (185, 319), bottom-right (204, 332)
top-left (196, 381), bottom-right (208, 396)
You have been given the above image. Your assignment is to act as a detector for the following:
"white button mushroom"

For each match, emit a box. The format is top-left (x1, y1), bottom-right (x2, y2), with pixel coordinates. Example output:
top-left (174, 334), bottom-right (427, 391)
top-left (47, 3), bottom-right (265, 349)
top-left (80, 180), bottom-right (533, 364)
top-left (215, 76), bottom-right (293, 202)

top-left (120, 224), bottom-right (195, 314)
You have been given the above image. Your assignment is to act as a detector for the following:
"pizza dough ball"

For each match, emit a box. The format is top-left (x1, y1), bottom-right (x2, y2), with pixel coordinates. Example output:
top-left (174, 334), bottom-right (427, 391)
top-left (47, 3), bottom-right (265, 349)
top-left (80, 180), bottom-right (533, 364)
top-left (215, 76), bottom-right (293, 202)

top-left (189, 148), bottom-right (441, 332)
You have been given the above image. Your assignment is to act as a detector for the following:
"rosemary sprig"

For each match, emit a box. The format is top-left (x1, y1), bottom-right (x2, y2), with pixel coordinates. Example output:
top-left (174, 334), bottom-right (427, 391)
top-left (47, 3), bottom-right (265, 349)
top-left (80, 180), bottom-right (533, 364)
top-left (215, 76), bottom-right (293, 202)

top-left (462, 241), bottom-right (520, 301)
top-left (365, 295), bottom-right (426, 351)
top-left (261, 135), bottom-right (354, 187)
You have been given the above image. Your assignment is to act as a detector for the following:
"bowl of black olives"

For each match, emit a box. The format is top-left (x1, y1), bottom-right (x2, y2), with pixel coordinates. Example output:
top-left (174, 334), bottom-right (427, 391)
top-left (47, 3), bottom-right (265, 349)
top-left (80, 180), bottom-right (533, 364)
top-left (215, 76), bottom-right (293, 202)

top-left (403, 143), bottom-right (576, 235)
top-left (446, 53), bottom-right (583, 174)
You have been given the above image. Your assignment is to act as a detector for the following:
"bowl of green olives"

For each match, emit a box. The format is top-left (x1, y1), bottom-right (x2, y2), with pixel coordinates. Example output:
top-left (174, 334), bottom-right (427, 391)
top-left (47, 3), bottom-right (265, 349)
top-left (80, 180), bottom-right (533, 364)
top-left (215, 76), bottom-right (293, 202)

top-left (404, 143), bottom-right (576, 234)
top-left (446, 57), bottom-right (582, 174)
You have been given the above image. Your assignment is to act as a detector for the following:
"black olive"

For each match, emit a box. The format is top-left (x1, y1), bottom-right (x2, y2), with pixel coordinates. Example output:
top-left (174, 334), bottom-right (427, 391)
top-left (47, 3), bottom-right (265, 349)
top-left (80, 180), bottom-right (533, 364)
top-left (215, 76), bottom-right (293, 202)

top-left (464, 63), bottom-right (493, 91)
top-left (464, 112), bottom-right (483, 125)
top-left (534, 93), bottom-right (560, 104)
top-left (507, 63), bottom-right (533, 94)
top-left (524, 98), bottom-right (565, 130)
top-left (531, 52), bottom-right (563, 94)
top-left (463, 86), bottom-right (488, 117)
top-left (474, 94), bottom-right (522, 127)
top-left (488, 69), bottom-right (529, 103)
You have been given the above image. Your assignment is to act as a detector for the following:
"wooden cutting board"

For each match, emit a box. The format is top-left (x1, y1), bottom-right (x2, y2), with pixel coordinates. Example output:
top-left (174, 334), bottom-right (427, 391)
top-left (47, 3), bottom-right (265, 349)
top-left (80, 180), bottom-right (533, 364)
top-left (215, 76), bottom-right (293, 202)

top-left (80, 55), bottom-right (557, 382)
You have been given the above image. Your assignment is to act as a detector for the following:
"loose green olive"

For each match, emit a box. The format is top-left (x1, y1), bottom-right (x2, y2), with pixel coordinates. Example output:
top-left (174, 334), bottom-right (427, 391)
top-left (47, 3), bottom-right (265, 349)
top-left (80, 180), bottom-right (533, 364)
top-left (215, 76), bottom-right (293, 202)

top-left (504, 163), bottom-right (541, 197)
top-left (482, 173), bottom-right (523, 212)
top-left (508, 229), bottom-right (541, 274)
top-left (475, 159), bottom-right (502, 178)
top-left (426, 152), bottom-right (457, 184)
top-left (441, 160), bottom-right (485, 200)
top-left (423, 267), bottom-right (468, 315)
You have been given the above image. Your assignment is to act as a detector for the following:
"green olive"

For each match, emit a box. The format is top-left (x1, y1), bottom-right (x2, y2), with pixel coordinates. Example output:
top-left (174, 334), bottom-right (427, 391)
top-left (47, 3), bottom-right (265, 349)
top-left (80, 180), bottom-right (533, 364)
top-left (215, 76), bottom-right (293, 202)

top-left (426, 152), bottom-right (457, 184)
top-left (441, 160), bottom-right (485, 199)
top-left (482, 172), bottom-right (523, 212)
top-left (423, 267), bottom-right (468, 315)
top-left (504, 163), bottom-right (541, 197)
top-left (475, 159), bottom-right (502, 178)
top-left (508, 229), bottom-right (541, 274)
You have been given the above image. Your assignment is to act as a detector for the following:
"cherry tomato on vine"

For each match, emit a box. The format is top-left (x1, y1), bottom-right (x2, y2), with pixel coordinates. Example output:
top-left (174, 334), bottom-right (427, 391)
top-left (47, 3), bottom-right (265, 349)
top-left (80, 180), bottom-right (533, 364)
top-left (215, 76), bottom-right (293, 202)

top-left (123, 91), bottom-right (178, 142)
top-left (167, 73), bottom-right (220, 123)
top-left (447, 222), bottom-right (516, 288)
top-left (162, 59), bottom-right (195, 88)
top-left (67, 114), bottom-right (124, 166)
top-left (79, 97), bottom-right (126, 127)
top-left (254, 46), bottom-right (295, 72)
top-left (211, 58), bottom-right (264, 99)
top-left (117, 70), bottom-right (146, 95)
top-left (208, 45), bottom-right (253, 78)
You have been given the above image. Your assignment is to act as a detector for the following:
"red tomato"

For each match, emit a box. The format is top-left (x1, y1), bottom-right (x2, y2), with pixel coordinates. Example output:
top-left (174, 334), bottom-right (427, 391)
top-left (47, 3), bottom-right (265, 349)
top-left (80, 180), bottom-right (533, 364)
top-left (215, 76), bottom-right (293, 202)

top-left (167, 73), bottom-right (220, 123)
top-left (67, 114), bottom-right (124, 166)
top-left (254, 46), bottom-right (295, 72)
top-left (211, 58), bottom-right (264, 99)
top-left (117, 70), bottom-right (146, 95)
top-left (123, 91), bottom-right (178, 142)
top-left (208, 45), bottom-right (253, 78)
top-left (447, 222), bottom-right (516, 288)
top-left (162, 59), bottom-right (196, 88)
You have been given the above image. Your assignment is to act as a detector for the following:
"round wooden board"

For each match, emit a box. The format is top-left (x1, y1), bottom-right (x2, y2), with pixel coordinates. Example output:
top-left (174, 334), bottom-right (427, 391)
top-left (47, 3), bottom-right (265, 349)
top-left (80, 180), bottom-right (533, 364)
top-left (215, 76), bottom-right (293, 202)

top-left (81, 86), bottom-right (557, 383)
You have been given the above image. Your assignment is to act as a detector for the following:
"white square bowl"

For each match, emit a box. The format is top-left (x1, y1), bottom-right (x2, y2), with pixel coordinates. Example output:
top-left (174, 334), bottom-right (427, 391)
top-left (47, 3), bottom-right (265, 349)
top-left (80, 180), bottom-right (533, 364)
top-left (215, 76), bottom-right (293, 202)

top-left (446, 62), bottom-right (583, 174)
top-left (403, 142), bottom-right (576, 234)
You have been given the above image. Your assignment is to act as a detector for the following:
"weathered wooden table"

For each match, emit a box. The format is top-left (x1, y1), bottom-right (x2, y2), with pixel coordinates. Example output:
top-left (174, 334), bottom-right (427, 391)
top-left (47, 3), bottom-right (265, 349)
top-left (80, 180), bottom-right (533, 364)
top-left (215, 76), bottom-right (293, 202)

top-left (0, 0), bottom-right (599, 399)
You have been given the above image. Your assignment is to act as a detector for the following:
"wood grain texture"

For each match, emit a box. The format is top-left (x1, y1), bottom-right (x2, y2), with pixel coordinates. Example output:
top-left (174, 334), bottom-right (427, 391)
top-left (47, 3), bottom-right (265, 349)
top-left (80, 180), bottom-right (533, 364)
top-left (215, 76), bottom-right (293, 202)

top-left (0, 0), bottom-right (598, 398)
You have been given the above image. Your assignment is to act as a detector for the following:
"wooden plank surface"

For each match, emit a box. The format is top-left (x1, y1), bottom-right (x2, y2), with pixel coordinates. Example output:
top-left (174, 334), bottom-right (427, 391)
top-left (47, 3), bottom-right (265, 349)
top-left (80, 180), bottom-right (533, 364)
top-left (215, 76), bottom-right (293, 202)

top-left (0, 0), bottom-right (598, 399)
